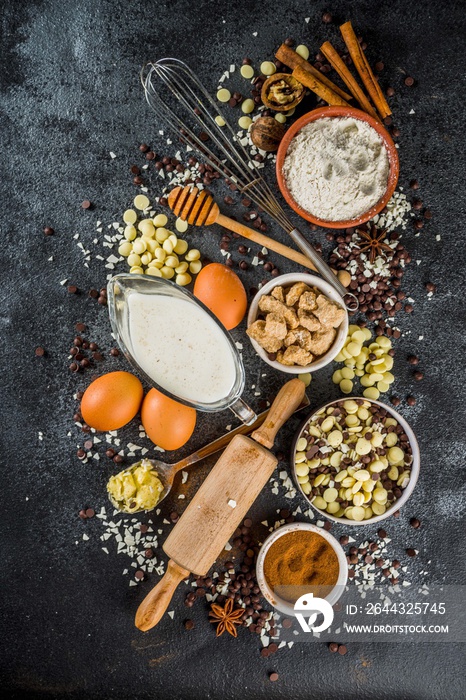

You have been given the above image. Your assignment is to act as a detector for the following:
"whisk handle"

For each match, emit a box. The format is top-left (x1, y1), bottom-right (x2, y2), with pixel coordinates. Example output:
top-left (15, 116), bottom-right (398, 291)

top-left (289, 228), bottom-right (359, 311)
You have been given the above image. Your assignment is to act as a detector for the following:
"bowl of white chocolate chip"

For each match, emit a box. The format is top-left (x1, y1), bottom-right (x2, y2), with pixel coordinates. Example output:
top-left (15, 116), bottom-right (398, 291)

top-left (291, 398), bottom-right (420, 524)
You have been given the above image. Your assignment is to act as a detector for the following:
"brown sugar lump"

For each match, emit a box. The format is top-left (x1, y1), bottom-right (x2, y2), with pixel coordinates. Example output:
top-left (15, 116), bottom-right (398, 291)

top-left (297, 308), bottom-right (322, 332)
top-left (277, 345), bottom-right (313, 366)
top-left (258, 295), bottom-right (299, 329)
top-left (283, 330), bottom-right (298, 347)
top-left (246, 320), bottom-right (284, 353)
top-left (298, 291), bottom-right (317, 311)
top-left (264, 312), bottom-right (288, 340)
top-left (271, 285), bottom-right (285, 303)
top-left (293, 328), bottom-right (314, 352)
top-left (308, 327), bottom-right (337, 355)
top-left (313, 295), bottom-right (346, 328)
top-left (285, 282), bottom-right (311, 307)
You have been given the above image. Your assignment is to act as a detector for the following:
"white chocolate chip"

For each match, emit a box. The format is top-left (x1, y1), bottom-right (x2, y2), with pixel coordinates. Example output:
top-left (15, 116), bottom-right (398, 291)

top-left (240, 65), bottom-right (254, 80)
top-left (241, 99), bottom-right (255, 114)
top-left (217, 88), bottom-right (231, 103)
top-left (175, 218), bottom-right (189, 233)
top-left (133, 194), bottom-right (150, 211)
top-left (123, 209), bottom-right (137, 224)
top-left (153, 214), bottom-right (168, 227)
top-left (260, 61), bottom-right (276, 76)
top-left (295, 44), bottom-right (310, 60)
top-left (238, 116), bottom-right (253, 130)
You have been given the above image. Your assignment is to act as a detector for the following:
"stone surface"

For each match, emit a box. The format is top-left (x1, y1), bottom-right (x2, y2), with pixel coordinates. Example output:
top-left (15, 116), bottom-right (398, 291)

top-left (1, 1), bottom-right (465, 698)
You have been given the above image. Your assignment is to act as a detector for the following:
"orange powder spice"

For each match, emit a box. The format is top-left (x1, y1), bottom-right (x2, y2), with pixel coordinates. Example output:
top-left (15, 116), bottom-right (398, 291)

top-left (263, 530), bottom-right (339, 603)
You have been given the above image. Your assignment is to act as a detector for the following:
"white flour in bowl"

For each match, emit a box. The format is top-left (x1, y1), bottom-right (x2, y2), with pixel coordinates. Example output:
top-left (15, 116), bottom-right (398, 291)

top-left (282, 116), bottom-right (389, 221)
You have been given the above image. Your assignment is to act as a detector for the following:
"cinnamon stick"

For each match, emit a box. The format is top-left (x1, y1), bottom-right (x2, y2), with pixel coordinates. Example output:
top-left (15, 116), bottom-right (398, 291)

top-left (291, 66), bottom-right (350, 107)
top-left (339, 22), bottom-right (391, 120)
top-left (320, 41), bottom-right (380, 121)
top-left (276, 43), bottom-right (352, 102)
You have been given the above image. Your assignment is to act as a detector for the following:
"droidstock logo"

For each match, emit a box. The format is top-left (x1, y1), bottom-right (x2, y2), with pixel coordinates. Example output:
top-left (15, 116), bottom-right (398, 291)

top-left (293, 593), bottom-right (334, 633)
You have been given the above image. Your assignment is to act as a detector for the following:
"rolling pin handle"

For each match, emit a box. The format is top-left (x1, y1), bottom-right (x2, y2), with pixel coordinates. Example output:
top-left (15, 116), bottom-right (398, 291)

top-left (251, 379), bottom-right (306, 449)
top-left (135, 559), bottom-right (190, 632)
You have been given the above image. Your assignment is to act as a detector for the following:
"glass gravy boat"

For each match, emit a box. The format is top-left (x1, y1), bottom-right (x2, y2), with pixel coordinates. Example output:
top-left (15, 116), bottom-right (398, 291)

top-left (107, 274), bottom-right (256, 424)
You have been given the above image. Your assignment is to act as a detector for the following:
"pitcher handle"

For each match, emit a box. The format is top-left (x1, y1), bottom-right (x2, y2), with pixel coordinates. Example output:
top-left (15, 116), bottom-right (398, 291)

top-left (228, 397), bottom-right (257, 425)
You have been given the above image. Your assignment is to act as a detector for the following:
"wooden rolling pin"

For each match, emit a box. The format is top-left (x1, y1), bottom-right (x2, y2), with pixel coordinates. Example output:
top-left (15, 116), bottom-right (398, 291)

top-left (135, 378), bottom-right (306, 632)
top-left (167, 186), bottom-right (350, 287)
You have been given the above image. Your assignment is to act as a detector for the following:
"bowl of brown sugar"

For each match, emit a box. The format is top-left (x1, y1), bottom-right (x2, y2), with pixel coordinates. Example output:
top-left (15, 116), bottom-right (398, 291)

top-left (256, 523), bottom-right (348, 616)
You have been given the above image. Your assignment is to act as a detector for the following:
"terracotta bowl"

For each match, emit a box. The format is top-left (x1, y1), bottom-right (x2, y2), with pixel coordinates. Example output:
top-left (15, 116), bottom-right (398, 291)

top-left (276, 106), bottom-right (400, 229)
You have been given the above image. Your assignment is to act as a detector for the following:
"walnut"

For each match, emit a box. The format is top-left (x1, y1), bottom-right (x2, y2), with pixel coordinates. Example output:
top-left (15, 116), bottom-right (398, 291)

top-left (250, 117), bottom-right (286, 153)
top-left (261, 73), bottom-right (305, 112)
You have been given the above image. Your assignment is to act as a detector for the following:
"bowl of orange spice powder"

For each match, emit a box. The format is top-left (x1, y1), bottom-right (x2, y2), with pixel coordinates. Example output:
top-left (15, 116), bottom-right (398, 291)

top-left (256, 523), bottom-right (348, 616)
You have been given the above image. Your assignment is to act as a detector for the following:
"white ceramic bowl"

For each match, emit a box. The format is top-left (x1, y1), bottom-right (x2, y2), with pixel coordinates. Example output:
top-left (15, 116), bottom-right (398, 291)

top-left (256, 522), bottom-right (348, 616)
top-left (291, 397), bottom-right (420, 525)
top-left (246, 273), bottom-right (349, 374)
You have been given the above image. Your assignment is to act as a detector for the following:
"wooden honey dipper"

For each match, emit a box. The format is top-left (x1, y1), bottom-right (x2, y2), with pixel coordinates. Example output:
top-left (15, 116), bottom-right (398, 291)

top-left (167, 186), bottom-right (350, 286)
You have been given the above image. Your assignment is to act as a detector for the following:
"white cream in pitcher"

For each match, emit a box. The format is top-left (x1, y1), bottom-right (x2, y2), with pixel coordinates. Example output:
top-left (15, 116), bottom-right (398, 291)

top-left (127, 292), bottom-right (236, 404)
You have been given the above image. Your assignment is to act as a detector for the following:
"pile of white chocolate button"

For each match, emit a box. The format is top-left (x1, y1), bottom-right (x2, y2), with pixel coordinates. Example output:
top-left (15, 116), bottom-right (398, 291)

top-left (118, 195), bottom-right (202, 286)
top-left (332, 324), bottom-right (395, 400)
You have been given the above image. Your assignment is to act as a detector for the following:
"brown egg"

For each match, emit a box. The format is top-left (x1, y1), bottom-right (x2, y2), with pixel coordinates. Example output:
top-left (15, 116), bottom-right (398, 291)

top-left (141, 388), bottom-right (196, 451)
top-left (81, 371), bottom-right (143, 431)
top-left (193, 263), bottom-right (247, 330)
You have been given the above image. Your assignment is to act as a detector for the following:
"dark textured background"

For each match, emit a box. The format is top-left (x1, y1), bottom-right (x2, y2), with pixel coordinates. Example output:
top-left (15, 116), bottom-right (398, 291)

top-left (1, 1), bottom-right (465, 698)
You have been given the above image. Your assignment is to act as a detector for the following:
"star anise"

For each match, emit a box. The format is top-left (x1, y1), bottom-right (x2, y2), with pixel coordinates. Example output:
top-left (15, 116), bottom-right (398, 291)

top-left (355, 224), bottom-right (392, 264)
top-left (209, 598), bottom-right (245, 637)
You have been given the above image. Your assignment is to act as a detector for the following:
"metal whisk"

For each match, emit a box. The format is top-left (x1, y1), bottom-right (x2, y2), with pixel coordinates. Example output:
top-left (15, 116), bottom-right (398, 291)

top-left (140, 58), bottom-right (358, 310)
